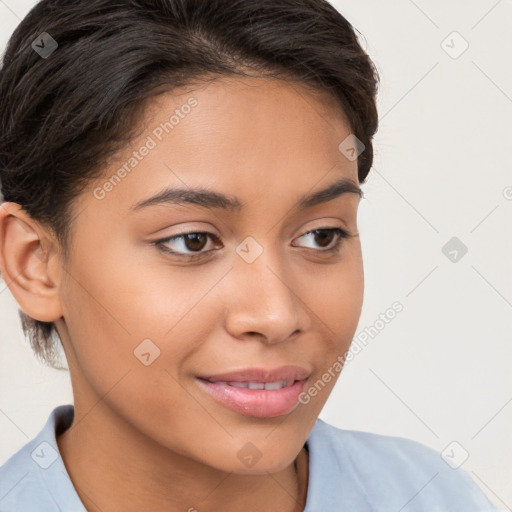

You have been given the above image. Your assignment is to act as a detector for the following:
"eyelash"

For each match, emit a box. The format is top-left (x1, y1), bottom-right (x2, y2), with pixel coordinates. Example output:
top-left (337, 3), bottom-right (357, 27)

top-left (153, 227), bottom-right (352, 261)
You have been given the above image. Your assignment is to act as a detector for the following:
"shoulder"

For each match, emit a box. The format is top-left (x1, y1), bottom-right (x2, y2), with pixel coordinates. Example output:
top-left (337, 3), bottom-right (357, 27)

top-left (0, 405), bottom-right (83, 512)
top-left (305, 418), bottom-right (502, 511)
top-left (0, 428), bottom-right (57, 511)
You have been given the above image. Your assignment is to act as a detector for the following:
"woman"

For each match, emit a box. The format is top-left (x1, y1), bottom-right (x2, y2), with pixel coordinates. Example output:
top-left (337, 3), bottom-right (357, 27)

top-left (0, 0), bottom-right (500, 510)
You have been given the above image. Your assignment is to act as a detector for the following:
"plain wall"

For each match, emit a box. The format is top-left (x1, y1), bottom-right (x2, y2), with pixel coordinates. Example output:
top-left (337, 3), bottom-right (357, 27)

top-left (1, 0), bottom-right (511, 509)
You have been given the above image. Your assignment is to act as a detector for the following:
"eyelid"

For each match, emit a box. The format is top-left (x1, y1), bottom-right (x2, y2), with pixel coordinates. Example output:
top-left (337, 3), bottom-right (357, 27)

top-left (152, 225), bottom-right (352, 260)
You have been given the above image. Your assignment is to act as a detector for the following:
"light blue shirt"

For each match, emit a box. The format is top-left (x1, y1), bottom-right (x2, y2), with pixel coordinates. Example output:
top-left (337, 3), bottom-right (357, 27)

top-left (0, 404), bottom-right (501, 511)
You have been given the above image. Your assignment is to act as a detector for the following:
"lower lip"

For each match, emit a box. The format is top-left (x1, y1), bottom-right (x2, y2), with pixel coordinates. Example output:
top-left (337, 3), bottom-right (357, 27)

top-left (196, 378), bottom-right (307, 418)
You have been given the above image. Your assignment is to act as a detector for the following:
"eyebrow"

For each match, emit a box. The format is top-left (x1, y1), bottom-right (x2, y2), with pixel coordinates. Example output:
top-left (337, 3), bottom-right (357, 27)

top-left (130, 177), bottom-right (362, 212)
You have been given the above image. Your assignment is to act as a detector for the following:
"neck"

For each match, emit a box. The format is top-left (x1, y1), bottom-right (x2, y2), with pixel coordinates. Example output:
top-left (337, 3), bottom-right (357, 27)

top-left (57, 401), bottom-right (309, 512)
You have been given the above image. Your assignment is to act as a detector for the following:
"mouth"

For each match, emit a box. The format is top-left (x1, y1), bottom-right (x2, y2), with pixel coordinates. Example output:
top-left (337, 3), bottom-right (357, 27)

top-left (195, 365), bottom-right (310, 418)
top-left (203, 380), bottom-right (296, 390)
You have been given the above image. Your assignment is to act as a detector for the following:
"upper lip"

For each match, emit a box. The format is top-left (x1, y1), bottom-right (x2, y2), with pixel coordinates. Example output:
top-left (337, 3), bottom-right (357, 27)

top-left (198, 365), bottom-right (311, 383)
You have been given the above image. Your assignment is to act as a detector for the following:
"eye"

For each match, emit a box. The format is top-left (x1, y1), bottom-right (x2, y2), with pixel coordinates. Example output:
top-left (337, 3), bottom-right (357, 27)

top-left (153, 227), bottom-right (352, 261)
top-left (292, 227), bottom-right (351, 253)
top-left (153, 231), bottom-right (221, 260)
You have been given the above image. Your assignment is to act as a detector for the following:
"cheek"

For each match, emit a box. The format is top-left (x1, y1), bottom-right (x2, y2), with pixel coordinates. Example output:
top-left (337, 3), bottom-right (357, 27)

top-left (305, 242), bottom-right (364, 343)
top-left (59, 240), bottom-right (221, 389)
top-left (59, 255), bottom-right (209, 432)
top-left (336, 245), bottom-right (364, 329)
top-left (295, 250), bottom-right (363, 416)
top-left (298, 243), bottom-right (363, 403)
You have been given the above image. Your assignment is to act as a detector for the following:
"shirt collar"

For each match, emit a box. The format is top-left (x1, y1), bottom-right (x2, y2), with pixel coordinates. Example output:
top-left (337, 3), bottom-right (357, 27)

top-left (36, 405), bottom-right (345, 511)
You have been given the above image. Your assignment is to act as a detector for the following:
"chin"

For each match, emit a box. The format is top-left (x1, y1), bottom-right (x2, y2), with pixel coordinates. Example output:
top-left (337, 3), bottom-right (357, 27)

top-left (225, 438), bottom-right (302, 475)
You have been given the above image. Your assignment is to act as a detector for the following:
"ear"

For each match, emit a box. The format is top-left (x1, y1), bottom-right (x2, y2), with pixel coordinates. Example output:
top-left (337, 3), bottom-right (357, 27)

top-left (0, 202), bottom-right (63, 322)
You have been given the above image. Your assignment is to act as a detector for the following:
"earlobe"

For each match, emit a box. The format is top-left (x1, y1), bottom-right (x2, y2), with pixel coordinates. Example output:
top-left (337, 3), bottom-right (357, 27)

top-left (0, 202), bottom-right (63, 323)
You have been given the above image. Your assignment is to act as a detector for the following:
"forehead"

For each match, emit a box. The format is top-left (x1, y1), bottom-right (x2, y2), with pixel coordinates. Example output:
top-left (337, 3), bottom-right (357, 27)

top-left (78, 75), bottom-right (358, 222)
top-left (145, 74), bottom-right (352, 142)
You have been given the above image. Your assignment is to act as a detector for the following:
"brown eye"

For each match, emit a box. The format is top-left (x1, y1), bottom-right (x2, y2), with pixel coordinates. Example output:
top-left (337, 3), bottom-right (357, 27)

top-left (154, 231), bottom-right (221, 259)
top-left (311, 229), bottom-right (336, 248)
top-left (293, 228), bottom-right (350, 252)
top-left (181, 233), bottom-right (209, 252)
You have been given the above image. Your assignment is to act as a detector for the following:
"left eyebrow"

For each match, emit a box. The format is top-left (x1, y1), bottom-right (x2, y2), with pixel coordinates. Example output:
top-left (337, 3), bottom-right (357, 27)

top-left (296, 178), bottom-right (363, 209)
top-left (130, 177), bottom-right (362, 212)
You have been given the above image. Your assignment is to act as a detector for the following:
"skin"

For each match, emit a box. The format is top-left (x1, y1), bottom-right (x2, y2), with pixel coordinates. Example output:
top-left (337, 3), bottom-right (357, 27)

top-left (0, 75), bottom-right (364, 512)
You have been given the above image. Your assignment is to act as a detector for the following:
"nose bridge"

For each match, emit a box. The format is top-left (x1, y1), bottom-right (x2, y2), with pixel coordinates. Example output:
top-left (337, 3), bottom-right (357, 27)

top-left (224, 240), bottom-right (310, 343)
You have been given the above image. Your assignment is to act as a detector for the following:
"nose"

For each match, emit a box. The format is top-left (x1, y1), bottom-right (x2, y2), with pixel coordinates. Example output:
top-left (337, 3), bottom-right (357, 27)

top-left (224, 252), bottom-right (311, 345)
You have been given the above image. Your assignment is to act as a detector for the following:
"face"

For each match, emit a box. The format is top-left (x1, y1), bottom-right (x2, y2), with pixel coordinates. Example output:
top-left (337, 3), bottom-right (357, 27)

top-left (16, 76), bottom-right (365, 474)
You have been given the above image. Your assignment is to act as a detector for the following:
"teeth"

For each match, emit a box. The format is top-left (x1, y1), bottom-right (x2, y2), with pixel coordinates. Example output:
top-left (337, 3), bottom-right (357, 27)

top-left (248, 382), bottom-right (265, 390)
top-left (212, 380), bottom-right (294, 390)
top-left (229, 381), bottom-right (253, 388)
top-left (264, 380), bottom-right (294, 390)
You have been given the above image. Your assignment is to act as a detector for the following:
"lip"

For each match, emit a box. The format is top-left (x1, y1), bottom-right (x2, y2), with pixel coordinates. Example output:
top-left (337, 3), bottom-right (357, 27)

top-left (198, 365), bottom-right (310, 383)
top-left (196, 365), bottom-right (310, 418)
